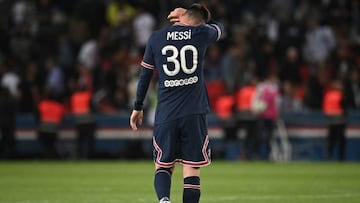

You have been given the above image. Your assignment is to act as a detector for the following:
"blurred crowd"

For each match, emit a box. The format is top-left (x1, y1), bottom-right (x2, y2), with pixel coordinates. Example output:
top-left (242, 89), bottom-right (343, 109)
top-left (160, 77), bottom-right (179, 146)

top-left (0, 0), bottom-right (360, 117)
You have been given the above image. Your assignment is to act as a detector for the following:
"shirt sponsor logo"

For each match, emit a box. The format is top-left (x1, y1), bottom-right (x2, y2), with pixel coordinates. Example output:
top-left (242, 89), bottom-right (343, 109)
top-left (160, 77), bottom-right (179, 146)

top-left (164, 76), bottom-right (198, 87)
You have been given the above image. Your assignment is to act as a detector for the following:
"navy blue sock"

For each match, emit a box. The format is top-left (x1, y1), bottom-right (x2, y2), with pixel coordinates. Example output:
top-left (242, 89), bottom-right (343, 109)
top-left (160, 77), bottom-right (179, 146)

top-left (154, 168), bottom-right (172, 200)
top-left (183, 176), bottom-right (201, 203)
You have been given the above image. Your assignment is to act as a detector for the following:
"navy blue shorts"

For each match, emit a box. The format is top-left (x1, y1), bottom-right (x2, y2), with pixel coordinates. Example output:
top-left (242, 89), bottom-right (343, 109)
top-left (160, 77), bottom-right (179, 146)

top-left (153, 114), bottom-right (211, 168)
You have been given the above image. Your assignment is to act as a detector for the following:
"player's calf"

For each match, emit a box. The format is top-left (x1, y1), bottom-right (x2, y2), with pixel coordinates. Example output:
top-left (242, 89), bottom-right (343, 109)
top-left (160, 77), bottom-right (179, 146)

top-left (183, 176), bottom-right (201, 203)
top-left (155, 167), bottom-right (173, 202)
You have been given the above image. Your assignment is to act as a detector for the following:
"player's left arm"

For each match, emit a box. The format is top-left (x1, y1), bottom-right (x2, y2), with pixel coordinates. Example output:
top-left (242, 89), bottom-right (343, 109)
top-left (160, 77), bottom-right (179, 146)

top-left (205, 20), bottom-right (225, 42)
top-left (133, 67), bottom-right (154, 111)
top-left (130, 34), bottom-right (155, 130)
top-left (130, 67), bottom-right (154, 130)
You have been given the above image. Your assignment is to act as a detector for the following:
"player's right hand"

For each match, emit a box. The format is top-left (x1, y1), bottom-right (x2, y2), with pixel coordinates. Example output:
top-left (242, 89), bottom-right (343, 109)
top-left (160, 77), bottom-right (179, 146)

top-left (130, 110), bottom-right (143, 130)
top-left (167, 8), bottom-right (187, 23)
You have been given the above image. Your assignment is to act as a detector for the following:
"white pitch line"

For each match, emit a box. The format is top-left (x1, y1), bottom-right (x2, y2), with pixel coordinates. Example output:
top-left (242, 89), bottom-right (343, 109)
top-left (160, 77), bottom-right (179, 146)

top-left (201, 193), bottom-right (360, 201)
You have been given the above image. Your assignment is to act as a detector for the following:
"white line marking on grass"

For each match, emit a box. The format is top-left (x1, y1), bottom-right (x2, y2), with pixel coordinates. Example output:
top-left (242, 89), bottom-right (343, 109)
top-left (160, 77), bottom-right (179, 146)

top-left (202, 193), bottom-right (360, 201)
top-left (296, 193), bottom-right (360, 199)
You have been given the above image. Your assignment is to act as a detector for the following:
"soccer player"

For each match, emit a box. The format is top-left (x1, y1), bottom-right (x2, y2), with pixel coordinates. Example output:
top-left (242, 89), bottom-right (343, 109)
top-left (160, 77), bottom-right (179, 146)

top-left (130, 4), bottom-right (223, 203)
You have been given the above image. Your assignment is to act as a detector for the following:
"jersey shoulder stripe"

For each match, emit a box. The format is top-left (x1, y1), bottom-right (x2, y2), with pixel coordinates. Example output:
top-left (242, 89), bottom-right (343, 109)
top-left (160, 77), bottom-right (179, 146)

top-left (210, 23), bottom-right (222, 41)
top-left (205, 23), bottom-right (222, 41)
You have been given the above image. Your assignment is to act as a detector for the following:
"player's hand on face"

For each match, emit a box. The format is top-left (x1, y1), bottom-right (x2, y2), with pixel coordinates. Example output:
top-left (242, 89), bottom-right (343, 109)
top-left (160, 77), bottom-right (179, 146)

top-left (130, 110), bottom-right (143, 130)
top-left (167, 8), bottom-right (187, 23)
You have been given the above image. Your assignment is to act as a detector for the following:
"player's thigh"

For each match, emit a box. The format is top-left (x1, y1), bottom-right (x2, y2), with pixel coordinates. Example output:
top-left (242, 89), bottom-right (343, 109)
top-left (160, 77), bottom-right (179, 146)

top-left (153, 121), bottom-right (180, 167)
top-left (180, 114), bottom-right (210, 167)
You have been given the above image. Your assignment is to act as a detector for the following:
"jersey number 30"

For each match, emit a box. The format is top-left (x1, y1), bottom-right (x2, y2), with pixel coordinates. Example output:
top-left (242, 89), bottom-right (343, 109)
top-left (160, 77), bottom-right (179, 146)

top-left (161, 45), bottom-right (198, 76)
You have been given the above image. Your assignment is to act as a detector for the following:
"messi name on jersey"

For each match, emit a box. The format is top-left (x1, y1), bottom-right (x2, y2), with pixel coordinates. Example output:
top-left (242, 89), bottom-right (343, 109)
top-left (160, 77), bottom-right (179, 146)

top-left (166, 29), bottom-right (192, 40)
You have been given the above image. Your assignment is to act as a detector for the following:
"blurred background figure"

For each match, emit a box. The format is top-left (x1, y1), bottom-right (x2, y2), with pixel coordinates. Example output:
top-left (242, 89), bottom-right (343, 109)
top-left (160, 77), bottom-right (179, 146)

top-left (36, 91), bottom-right (64, 159)
top-left (70, 87), bottom-right (96, 160)
top-left (0, 85), bottom-right (17, 159)
top-left (279, 81), bottom-right (303, 113)
top-left (278, 47), bottom-right (302, 87)
top-left (303, 16), bottom-right (336, 72)
top-left (18, 62), bottom-right (41, 114)
top-left (253, 72), bottom-right (280, 160)
top-left (323, 79), bottom-right (347, 161)
top-left (70, 63), bottom-right (96, 160)
top-left (215, 93), bottom-right (237, 159)
top-left (204, 44), bottom-right (222, 81)
top-left (132, 7), bottom-right (156, 55)
top-left (235, 76), bottom-right (260, 160)
top-left (44, 57), bottom-right (66, 102)
top-left (343, 68), bottom-right (360, 110)
top-left (1, 61), bottom-right (20, 101)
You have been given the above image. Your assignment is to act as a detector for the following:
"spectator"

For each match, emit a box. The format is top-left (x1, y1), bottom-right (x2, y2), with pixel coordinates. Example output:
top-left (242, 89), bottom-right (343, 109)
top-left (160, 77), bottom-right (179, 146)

top-left (1, 61), bottom-right (20, 100)
top-left (323, 79), bottom-right (347, 161)
top-left (221, 42), bottom-right (246, 93)
top-left (77, 38), bottom-right (98, 71)
top-left (11, 0), bottom-right (28, 26)
top-left (70, 85), bottom-right (96, 160)
top-left (215, 93), bottom-right (238, 159)
top-left (9, 23), bottom-right (33, 65)
top-left (252, 39), bottom-right (277, 81)
top-left (36, 91), bottom-right (65, 159)
top-left (204, 44), bottom-right (222, 81)
top-left (44, 57), bottom-right (65, 101)
top-left (32, 0), bottom-right (58, 62)
top-left (57, 32), bottom-right (75, 78)
top-left (106, 0), bottom-right (135, 28)
top-left (132, 7), bottom-right (156, 55)
top-left (72, 0), bottom-right (106, 39)
top-left (0, 86), bottom-right (17, 159)
top-left (18, 62), bottom-right (40, 113)
top-left (268, 0), bottom-right (294, 24)
top-left (303, 17), bottom-right (336, 67)
top-left (343, 67), bottom-right (360, 109)
top-left (75, 63), bottom-right (93, 91)
top-left (330, 44), bottom-right (355, 81)
top-left (235, 76), bottom-right (260, 160)
top-left (253, 72), bottom-right (280, 160)
top-left (303, 65), bottom-right (327, 110)
top-left (279, 81), bottom-right (303, 113)
top-left (278, 47), bottom-right (302, 86)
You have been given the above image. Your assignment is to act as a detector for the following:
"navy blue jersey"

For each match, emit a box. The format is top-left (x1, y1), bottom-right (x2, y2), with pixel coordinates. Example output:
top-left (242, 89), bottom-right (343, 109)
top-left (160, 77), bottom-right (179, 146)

top-left (138, 22), bottom-right (222, 124)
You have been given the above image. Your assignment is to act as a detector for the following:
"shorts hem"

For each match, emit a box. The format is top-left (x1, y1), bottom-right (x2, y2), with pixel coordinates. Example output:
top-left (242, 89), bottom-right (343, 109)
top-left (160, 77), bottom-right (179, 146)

top-left (155, 159), bottom-right (211, 168)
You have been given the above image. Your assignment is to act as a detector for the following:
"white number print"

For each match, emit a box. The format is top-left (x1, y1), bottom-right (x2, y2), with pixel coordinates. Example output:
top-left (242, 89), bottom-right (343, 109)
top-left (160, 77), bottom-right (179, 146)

top-left (161, 45), bottom-right (199, 76)
top-left (162, 45), bottom-right (180, 76)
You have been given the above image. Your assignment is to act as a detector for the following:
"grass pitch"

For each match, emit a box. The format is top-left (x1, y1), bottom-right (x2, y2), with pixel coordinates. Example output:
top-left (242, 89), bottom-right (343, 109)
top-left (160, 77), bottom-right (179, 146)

top-left (0, 161), bottom-right (359, 203)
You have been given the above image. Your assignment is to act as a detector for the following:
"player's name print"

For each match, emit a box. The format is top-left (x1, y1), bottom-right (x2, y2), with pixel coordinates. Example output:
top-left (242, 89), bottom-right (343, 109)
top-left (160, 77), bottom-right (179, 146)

top-left (167, 29), bottom-right (192, 40)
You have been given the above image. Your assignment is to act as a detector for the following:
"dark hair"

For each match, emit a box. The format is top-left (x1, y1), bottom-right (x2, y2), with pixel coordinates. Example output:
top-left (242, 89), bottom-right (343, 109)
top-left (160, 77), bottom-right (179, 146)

top-left (186, 3), bottom-right (211, 23)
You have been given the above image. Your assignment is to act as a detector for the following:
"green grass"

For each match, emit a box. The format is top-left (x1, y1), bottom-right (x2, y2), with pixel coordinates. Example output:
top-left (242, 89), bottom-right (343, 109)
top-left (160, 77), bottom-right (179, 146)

top-left (0, 161), bottom-right (359, 203)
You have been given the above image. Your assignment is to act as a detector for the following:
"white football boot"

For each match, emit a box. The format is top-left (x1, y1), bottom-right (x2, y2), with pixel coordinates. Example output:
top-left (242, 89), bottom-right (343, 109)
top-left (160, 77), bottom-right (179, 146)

top-left (159, 197), bottom-right (171, 203)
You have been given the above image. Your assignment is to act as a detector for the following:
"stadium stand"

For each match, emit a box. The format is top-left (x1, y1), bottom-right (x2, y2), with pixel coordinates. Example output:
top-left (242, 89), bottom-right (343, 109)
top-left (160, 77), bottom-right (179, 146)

top-left (1, 0), bottom-right (360, 160)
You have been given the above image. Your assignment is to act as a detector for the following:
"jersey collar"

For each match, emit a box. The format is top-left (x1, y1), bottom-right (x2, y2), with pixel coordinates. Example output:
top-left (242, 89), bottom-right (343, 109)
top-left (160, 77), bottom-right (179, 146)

top-left (173, 22), bottom-right (191, 26)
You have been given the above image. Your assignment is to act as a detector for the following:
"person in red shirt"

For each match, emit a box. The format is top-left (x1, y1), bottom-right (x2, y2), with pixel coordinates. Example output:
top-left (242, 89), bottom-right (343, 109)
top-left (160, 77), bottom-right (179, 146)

top-left (236, 77), bottom-right (259, 160)
top-left (70, 86), bottom-right (96, 159)
top-left (323, 79), bottom-right (347, 161)
top-left (37, 92), bottom-right (64, 159)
